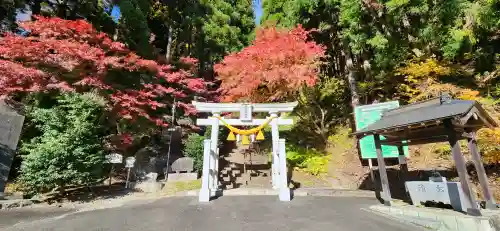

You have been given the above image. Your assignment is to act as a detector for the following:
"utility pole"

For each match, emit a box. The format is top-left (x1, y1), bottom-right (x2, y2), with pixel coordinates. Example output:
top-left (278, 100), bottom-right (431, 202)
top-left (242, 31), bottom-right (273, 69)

top-left (164, 97), bottom-right (176, 182)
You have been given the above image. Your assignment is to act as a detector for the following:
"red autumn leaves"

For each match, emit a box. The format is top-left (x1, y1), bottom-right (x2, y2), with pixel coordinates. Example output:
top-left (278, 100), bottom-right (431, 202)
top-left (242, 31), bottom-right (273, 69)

top-left (0, 16), bottom-right (324, 129)
top-left (215, 25), bottom-right (325, 102)
top-left (0, 16), bottom-right (211, 127)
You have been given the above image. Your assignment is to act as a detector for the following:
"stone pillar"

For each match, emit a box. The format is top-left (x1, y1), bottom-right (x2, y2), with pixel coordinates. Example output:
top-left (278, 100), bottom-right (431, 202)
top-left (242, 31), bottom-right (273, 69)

top-left (270, 112), bottom-right (279, 189)
top-left (210, 114), bottom-right (220, 191)
top-left (216, 147), bottom-right (220, 189)
top-left (199, 139), bottom-right (212, 202)
top-left (278, 139), bottom-right (290, 201)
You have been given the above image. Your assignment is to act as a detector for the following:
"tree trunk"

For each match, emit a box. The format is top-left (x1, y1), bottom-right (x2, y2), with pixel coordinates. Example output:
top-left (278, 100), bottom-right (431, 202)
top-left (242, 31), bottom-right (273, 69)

top-left (31, 1), bottom-right (41, 19)
top-left (56, 1), bottom-right (68, 18)
top-left (165, 25), bottom-right (173, 63)
top-left (58, 183), bottom-right (66, 197)
top-left (342, 40), bottom-right (360, 109)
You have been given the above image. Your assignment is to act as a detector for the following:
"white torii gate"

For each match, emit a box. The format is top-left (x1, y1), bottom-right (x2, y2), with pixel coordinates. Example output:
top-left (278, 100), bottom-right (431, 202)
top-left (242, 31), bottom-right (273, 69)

top-left (192, 101), bottom-right (298, 202)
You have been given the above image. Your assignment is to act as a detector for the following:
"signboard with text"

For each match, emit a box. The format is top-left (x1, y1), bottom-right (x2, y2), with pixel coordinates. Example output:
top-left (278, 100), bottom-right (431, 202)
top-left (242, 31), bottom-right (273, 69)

top-left (125, 157), bottom-right (136, 168)
top-left (105, 153), bottom-right (123, 164)
top-left (354, 101), bottom-right (409, 159)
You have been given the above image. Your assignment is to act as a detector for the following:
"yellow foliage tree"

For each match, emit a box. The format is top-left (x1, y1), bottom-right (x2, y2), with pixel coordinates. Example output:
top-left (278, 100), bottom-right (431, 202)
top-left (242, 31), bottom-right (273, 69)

top-left (397, 58), bottom-right (500, 164)
top-left (477, 128), bottom-right (500, 164)
top-left (396, 58), bottom-right (452, 102)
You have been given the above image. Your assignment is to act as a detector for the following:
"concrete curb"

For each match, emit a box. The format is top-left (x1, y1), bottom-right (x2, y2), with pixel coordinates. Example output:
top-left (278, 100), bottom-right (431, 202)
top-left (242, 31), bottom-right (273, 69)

top-left (369, 204), bottom-right (498, 231)
top-left (174, 188), bottom-right (376, 198)
top-left (296, 188), bottom-right (376, 198)
top-left (0, 199), bottom-right (35, 210)
top-left (361, 207), bottom-right (440, 231)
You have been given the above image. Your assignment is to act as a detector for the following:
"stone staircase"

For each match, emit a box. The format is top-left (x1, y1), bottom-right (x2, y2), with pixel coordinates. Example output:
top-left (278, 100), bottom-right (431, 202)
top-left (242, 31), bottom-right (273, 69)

top-left (219, 143), bottom-right (272, 190)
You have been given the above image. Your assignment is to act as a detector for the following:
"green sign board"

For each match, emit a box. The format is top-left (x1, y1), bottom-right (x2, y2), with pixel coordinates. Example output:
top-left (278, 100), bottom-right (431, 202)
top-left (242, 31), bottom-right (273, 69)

top-left (354, 101), bottom-right (409, 159)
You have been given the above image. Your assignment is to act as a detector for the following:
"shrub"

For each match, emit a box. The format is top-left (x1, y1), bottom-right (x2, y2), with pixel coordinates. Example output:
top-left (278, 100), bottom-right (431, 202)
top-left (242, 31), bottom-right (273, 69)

top-left (183, 133), bottom-right (205, 173)
top-left (183, 127), bottom-right (228, 173)
top-left (286, 144), bottom-right (329, 176)
top-left (19, 92), bottom-right (107, 195)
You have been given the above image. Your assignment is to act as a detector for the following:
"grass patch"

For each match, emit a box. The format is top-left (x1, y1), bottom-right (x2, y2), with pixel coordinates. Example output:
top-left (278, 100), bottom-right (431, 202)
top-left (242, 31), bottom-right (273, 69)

top-left (162, 179), bottom-right (202, 195)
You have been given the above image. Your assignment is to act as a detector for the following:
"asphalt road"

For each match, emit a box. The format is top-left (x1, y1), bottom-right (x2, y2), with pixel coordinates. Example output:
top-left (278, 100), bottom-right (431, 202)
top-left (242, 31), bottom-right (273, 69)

top-left (2, 196), bottom-right (425, 231)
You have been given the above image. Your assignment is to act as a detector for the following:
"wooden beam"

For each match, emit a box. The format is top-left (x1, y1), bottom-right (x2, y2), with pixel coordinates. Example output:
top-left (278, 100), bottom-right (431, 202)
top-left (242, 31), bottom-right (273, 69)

top-left (445, 119), bottom-right (481, 216)
top-left (381, 124), bottom-right (449, 139)
top-left (192, 101), bottom-right (298, 113)
top-left (379, 135), bottom-right (449, 146)
top-left (197, 118), bottom-right (294, 126)
top-left (460, 107), bottom-right (496, 128)
top-left (374, 134), bottom-right (392, 206)
top-left (467, 131), bottom-right (497, 210)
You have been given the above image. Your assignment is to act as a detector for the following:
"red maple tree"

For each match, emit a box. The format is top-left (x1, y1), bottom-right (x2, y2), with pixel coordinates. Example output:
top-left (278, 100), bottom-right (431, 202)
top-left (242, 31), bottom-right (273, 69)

top-left (214, 25), bottom-right (325, 102)
top-left (0, 16), bottom-right (211, 128)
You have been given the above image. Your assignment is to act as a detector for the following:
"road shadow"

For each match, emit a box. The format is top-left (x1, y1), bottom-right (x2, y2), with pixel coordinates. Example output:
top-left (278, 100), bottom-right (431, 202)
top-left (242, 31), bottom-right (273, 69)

top-left (43, 182), bottom-right (138, 204)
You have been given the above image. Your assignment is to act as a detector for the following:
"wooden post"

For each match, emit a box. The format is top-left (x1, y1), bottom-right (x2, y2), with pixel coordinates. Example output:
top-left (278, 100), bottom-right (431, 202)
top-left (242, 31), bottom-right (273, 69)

top-left (398, 145), bottom-right (409, 194)
top-left (444, 120), bottom-right (481, 216)
top-left (467, 131), bottom-right (497, 209)
top-left (374, 134), bottom-right (392, 206)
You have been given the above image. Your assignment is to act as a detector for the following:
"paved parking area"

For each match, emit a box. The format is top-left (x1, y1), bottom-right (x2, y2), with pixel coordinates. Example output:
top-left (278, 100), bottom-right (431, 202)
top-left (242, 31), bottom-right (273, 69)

top-left (2, 196), bottom-right (425, 231)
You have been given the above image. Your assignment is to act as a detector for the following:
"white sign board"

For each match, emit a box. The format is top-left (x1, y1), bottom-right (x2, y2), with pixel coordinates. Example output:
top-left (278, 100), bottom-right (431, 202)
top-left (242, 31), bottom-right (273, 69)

top-left (105, 153), bottom-right (123, 164)
top-left (125, 157), bottom-right (136, 168)
top-left (239, 104), bottom-right (252, 122)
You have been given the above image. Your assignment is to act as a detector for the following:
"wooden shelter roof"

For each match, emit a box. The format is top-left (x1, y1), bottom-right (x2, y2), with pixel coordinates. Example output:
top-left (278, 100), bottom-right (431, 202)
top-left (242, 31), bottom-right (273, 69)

top-left (353, 94), bottom-right (498, 146)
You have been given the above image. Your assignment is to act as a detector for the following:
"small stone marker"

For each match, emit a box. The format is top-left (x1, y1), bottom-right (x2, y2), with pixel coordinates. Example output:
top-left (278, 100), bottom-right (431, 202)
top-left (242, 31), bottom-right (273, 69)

top-left (406, 181), bottom-right (473, 213)
top-left (167, 157), bottom-right (197, 182)
top-left (125, 157), bottom-right (136, 188)
top-left (170, 157), bottom-right (194, 173)
top-left (0, 104), bottom-right (25, 199)
top-left (125, 157), bottom-right (136, 168)
top-left (146, 172), bottom-right (158, 182)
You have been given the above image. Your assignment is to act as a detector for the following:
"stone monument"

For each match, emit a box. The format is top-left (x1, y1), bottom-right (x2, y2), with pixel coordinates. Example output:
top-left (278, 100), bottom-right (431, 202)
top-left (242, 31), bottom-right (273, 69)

top-left (0, 101), bottom-right (25, 199)
top-left (167, 157), bottom-right (197, 182)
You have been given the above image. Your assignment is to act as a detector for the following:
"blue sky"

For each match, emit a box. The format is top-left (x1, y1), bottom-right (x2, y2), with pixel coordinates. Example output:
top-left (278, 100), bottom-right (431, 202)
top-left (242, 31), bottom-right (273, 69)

top-left (254, 0), bottom-right (263, 25)
top-left (17, 1), bottom-right (263, 24)
top-left (110, 6), bottom-right (121, 23)
top-left (110, 2), bottom-right (261, 24)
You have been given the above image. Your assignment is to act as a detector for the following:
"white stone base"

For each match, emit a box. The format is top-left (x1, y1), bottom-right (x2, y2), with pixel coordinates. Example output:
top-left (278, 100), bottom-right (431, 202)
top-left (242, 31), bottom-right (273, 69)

top-left (199, 188), bottom-right (211, 202)
top-left (279, 188), bottom-right (291, 201)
